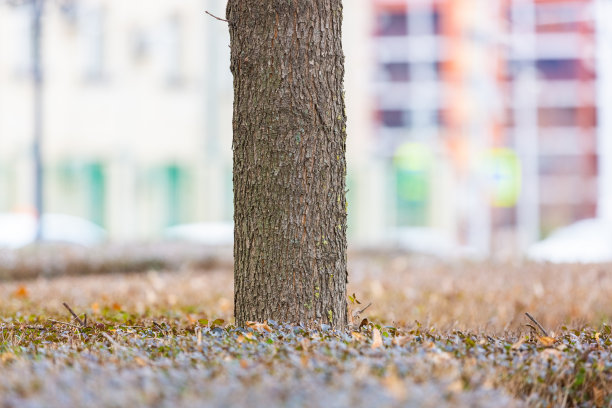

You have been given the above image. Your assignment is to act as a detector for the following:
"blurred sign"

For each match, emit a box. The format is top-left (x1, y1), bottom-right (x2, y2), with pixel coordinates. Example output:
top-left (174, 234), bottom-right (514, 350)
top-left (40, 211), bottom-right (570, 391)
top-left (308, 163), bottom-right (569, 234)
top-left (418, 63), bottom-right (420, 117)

top-left (484, 148), bottom-right (521, 207)
top-left (393, 143), bottom-right (432, 225)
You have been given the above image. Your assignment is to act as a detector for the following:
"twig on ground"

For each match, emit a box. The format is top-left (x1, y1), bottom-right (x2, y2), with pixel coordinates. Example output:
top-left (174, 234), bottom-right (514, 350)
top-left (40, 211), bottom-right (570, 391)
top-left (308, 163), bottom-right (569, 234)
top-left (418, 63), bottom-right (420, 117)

top-left (205, 10), bottom-right (229, 23)
top-left (22, 325), bottom-right (45, 330)
top-left (63, 302), bottom-right (86, 327)
top-left (48, 319), bottom-right (81, 329)
top-left (353, 302), bottom-right (372, 317)
top-left (525, 312), bottom-right (548, 337)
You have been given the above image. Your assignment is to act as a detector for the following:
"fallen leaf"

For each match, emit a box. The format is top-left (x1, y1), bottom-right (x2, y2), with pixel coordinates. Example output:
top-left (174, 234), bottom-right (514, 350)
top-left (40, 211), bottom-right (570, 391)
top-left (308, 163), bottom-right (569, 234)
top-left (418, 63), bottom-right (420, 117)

top-left (111, 302), bottom-right (121, 311)
top-left (246, 321), bottom-right (270, 332)
top-left (13, 285), bottom-right (28, 298)
top-left (371, 328), bottom-right (383, 349)
top-left (537, 336), bottom-right (556, 347)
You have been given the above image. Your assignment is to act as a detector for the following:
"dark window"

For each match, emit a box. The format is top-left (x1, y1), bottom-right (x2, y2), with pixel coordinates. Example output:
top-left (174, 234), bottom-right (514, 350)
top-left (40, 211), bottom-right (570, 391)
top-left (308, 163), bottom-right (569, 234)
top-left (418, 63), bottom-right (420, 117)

top-left (432, 10), bottom-right (441, 34)
top-left (381, 63), bottom-right (410, 82)
top-left (536, 59), bottom-right (581, 80)
top-left (377, 12), bottom-right (408, 36)
top-left (377, 109), bottom-right (443, 128)
top-left (379, 110), bottom-right (411, 128)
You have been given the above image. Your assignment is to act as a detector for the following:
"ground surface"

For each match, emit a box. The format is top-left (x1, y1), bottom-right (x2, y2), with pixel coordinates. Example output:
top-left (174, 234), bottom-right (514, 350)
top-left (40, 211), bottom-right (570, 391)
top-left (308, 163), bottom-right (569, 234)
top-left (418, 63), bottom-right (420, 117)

top-left (0, 248), bottom-right (611, 407)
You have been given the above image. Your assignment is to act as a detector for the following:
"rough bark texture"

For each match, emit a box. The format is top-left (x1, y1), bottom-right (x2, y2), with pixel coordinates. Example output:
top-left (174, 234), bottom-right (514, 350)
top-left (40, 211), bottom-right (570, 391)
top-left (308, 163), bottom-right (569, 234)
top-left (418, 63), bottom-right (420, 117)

top-left (227, 0), bottom-right (348, 328)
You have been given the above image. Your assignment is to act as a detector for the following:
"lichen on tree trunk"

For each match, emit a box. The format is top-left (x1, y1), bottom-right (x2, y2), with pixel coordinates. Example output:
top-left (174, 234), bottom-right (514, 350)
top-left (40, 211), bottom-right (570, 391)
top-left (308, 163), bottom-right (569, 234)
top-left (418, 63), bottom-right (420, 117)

top-left (227, 0), bottom-right (348, 328)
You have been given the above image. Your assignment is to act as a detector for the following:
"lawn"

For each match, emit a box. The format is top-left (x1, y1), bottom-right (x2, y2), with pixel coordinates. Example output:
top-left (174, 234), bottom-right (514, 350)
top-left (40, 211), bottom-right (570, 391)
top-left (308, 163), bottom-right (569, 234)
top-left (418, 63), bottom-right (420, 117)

top-left (0, 248), bottom-right (610, 407)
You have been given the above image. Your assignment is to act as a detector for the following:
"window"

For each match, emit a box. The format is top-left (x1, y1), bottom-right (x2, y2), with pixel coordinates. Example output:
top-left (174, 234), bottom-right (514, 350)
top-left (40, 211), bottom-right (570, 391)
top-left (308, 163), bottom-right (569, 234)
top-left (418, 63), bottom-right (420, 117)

top-left (57, 160), bottom-right (106, 227)
top-left (379, 110), bottom-right (411, 128)
top-left (158, 164), bottom-right (189, 227)
top-left (11, 3), bottom-right (33, 76)
top-left (84, 162), bottom-right (106, 227)
top-left (432, 10), bottom-right (441, 34)
top-left (536, 59), bottom-right (581, 80)
top-left (79, 4), bottom-right (106, 81)
top-left (377, 11), bottom-right (407, 36)
top-left (160, 14), bottom-right (183, 85)
top-left (380, 62), bottom-right (410, 82)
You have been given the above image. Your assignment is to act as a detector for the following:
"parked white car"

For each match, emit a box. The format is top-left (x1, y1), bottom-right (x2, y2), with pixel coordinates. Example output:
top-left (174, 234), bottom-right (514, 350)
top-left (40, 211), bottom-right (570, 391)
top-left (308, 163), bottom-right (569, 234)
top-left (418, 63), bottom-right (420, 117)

top-left (163, 222), bottom-right (233, 246)
top-left (526, 218), bottom-right (612, 263)
top-left (0, 213), bottom-right (107, 248)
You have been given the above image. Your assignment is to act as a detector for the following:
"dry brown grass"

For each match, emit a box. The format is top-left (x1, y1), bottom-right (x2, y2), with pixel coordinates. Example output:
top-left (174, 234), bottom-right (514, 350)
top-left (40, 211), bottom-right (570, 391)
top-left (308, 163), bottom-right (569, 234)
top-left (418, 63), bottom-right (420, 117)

top-left (0, 250), bottom-right (611, 407)
top-left (348, 254), bottom-right (612, 333)
top-left (2, 252), bottom-right (611, 333)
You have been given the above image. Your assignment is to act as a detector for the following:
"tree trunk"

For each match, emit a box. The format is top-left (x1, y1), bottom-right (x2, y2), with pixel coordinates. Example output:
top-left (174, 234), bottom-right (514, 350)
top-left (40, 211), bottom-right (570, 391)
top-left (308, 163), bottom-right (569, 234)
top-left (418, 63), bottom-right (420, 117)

top-left (227, 0), bottom-right (348, 328)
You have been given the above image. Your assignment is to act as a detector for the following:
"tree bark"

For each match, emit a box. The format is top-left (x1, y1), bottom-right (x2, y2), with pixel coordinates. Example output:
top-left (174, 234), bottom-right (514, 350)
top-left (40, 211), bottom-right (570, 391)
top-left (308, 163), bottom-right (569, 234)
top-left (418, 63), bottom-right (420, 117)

top-left (228, 0), bottom-right (348, 328)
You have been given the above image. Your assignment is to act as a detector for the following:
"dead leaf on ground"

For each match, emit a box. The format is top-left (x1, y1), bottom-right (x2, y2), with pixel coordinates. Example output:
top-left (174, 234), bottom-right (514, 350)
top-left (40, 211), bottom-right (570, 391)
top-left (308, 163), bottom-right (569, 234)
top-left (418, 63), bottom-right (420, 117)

top-left (537, 336), bottom-right (556, 347)
top-left (245, 321), bottom-right (271, 332)
top-left (12, 285), bottom-right (28, 298)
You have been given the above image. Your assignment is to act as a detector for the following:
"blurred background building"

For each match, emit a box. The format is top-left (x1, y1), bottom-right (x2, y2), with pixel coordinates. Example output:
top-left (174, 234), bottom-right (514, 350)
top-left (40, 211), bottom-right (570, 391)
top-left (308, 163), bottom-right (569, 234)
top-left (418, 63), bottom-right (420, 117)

top-left (0, 0), bottom-right (611, 258)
